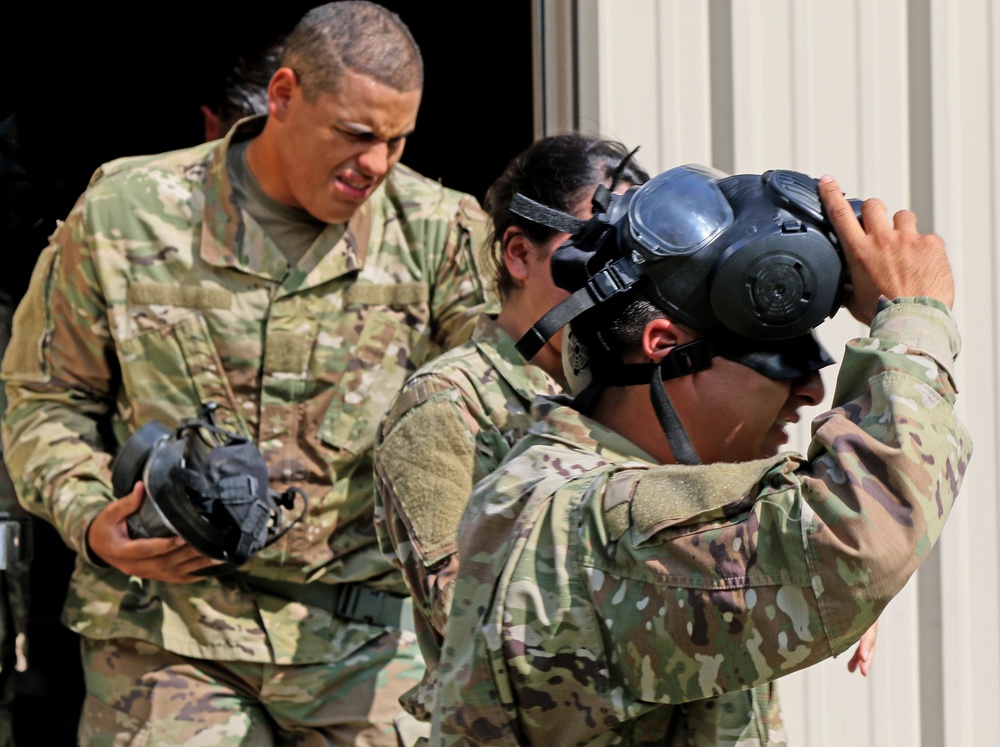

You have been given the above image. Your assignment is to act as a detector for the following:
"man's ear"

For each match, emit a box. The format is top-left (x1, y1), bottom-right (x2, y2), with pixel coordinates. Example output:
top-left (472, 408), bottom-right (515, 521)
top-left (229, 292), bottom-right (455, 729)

top-left (268, 67), bottom-right (298, 120)
top-left (502, 227), bottom-right (531, 282)
top-left (642, 318), bottom-right (688, 362)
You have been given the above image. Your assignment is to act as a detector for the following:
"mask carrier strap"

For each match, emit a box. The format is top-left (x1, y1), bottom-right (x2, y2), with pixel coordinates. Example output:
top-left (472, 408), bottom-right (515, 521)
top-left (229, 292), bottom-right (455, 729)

top-left (516, 257), bottom-right (643, 360)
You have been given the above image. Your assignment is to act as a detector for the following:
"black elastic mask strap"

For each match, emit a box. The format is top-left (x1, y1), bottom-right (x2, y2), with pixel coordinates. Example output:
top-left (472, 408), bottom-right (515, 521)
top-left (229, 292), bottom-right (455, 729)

top-left (649, 361), bottom-right (701, 466)
top-left (516, 257), bottom-right (645, 360)
top-left (573, 339), bottom-right (711, 465)
top-left (607, 145), bottom-right (642, 196)
top-left (516, 286), bottom-right (598, 360)
top-left (509, 193), bottom-right (588, 234)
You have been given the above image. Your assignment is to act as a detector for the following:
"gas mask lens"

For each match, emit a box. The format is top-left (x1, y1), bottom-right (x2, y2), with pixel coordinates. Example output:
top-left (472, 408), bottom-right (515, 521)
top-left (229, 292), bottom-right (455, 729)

top-left (628, 165), bottom-right (734, 258)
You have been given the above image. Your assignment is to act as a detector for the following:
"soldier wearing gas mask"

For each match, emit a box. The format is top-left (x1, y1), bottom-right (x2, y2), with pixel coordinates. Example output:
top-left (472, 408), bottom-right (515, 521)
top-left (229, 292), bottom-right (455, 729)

top-left (431, 168), bottom-right (971, 745)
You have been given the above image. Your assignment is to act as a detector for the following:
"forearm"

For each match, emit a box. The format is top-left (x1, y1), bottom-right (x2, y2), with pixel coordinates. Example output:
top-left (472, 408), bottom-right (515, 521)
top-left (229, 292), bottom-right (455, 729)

top-left (1, 202), bottom-right (117, 558)
top-left (3, 391), bottom-right (113, 557)
top-left (799, 296), bottom-right (969, 649)
top-left (591, 298), bottom-right (970, 701)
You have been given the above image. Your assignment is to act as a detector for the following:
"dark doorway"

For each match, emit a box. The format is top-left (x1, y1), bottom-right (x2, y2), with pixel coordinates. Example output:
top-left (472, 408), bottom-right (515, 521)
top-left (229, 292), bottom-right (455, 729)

top-left (0, 4), bottom-right (534, 744)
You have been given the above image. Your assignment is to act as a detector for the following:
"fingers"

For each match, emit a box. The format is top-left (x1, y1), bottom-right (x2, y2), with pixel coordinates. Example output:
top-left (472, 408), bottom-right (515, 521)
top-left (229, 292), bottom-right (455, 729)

top-left (86, 483), bottom-right (223, 583)
top-left (847, 622), bottom-right (878, 677)
top-left (893, 208), bottom-right (919, 233)
top-left (100, 480), bottom-right (146, 519)
top-left (818, 175), bottom-right (866, 247)
top-left (123, 543), bottom-right (223, 583)
top-left (820, 174), bottom-right (955, 323)
top-left (104, 536), bottom-right (222, 583)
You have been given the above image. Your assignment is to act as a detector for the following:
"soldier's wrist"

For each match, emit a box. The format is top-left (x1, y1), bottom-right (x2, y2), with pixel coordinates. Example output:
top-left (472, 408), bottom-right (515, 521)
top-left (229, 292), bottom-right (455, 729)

top-left (83, 519), bottom-right (110, 568)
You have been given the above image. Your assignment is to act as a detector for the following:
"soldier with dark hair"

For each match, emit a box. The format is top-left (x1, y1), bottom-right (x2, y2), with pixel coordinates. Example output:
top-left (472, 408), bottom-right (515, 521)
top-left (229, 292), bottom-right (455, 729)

top-left (201, 41), bottom-right (285, 142)
top-left (374, 133), bottom-right (654, 729)
top-left (1, 2), bottom-right (489, 744)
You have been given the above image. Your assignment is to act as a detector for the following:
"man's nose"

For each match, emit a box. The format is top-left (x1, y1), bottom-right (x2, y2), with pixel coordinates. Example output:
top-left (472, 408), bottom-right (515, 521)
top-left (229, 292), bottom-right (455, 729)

top-left (358, 142), bottom-right (390, 177)
top-left (793, 370), bottom-right (825, 406)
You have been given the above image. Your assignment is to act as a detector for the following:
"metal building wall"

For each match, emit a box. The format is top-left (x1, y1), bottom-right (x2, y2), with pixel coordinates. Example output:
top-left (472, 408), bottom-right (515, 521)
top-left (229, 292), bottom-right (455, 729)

top-left (537, 1), bottom-right (999, 744)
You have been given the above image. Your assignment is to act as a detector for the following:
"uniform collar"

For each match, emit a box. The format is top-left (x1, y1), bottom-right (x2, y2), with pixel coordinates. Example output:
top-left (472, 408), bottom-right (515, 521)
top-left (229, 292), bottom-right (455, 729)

top-left (473, 315), bottom-right (563, 404)
top-left (198, 115), bottom-right (378, 288)
top-left (529, 395), bottom-right (660, 466)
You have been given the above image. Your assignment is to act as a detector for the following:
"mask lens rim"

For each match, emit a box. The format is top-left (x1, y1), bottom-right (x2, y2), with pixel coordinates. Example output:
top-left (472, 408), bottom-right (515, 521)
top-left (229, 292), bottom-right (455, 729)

top-left (628, 165), bottom-right (734, 259)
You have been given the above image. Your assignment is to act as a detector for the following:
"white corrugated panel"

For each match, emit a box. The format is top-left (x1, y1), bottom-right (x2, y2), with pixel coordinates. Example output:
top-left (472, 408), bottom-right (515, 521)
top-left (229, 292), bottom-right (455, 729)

top-left (539, 0), bottom-right (999, 743)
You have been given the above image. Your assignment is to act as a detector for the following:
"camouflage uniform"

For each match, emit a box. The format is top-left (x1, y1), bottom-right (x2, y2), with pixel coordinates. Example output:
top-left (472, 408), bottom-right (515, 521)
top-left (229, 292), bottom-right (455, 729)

top-left (0, 116), bottom-right (490, 745)
top-left (374, 315), bottom-right (784, 745)
top-left (432, 298), bottom-right (972, 746)
top-left (373, 314), bottom-right (562, 721)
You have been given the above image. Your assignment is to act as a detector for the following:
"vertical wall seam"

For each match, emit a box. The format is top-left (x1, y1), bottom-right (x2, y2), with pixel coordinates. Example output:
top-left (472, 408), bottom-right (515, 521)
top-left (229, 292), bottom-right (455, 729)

top-left (708, 0), bottom-right (735, 172)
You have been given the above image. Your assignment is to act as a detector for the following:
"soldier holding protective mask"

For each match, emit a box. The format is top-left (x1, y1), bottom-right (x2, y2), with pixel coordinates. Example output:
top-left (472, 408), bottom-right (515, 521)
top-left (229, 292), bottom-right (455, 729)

top-left (1, 3), bottom-right (490, 744)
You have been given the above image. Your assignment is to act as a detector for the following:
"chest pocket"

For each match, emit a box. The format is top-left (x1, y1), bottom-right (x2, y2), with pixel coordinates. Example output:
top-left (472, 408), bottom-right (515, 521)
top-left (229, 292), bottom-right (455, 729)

top-left (318, 281), bottom-right (434, 456)
top-left (115, 285), bottom-right (243, 432)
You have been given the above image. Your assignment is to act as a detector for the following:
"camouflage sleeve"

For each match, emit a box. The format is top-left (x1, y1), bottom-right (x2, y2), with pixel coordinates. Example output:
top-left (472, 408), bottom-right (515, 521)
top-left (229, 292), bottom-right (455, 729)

top-left (1, 192), bottom-right (117, 562)
top-left (583, 297), bottom-right (970, 703)
top-left (374, 369), bottom-right (507, 650)
top-left (425, 193), bottom-right (495, 351)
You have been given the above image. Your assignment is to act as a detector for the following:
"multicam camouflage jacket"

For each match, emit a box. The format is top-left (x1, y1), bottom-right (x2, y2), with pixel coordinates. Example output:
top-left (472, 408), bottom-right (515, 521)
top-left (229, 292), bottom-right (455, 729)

top-left (0, 116), bottom-right (490, 665)
top-left (373, 314), bottom-right (562, 720)
top-left (431, 298), bottom-right (972, 746)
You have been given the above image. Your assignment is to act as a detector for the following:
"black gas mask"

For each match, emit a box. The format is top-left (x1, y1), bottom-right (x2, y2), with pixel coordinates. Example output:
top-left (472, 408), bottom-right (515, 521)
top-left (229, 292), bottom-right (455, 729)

top-left (513, 163), bottom-right (862, 464)
top-left (111, 403), bottom-right (306, 575)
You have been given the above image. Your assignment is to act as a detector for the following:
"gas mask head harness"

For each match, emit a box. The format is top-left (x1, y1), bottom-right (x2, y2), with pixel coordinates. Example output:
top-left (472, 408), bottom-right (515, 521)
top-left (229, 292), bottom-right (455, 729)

top-left (513, 163), bottom-right (862, 465)
top-left (111, 402), bottom-right (307, 576)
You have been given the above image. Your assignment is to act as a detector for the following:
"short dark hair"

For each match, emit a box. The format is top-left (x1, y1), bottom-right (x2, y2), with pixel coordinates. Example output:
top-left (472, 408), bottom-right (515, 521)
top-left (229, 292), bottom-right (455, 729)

top-left (573, 291), bottom-right (669, 367)
top-left (483, 133), bottom-right (650, 301)
top-left (283, 1), bottom-right (423, 101)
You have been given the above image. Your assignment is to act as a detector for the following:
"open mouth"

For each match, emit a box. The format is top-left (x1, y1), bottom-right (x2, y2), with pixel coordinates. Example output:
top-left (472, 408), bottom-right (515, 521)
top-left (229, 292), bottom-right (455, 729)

top-left (336, 175), bottom-right (372, 201)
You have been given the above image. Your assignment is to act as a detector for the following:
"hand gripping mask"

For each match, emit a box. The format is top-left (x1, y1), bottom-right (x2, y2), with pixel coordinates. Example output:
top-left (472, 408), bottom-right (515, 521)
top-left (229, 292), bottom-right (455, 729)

top-left (513, 163), bottom-right (862, 464)
top-left (111, 403), bottom-right (306, 576)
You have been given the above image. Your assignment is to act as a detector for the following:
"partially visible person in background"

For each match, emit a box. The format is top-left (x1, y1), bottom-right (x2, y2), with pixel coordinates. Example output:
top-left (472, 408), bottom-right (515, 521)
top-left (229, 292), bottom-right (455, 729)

top-left (200, 41), bottom-right (284, 142)
top-left (0, 109), bottom-right (56, 747)
top-left (374, 135), bottom-right (648, 728)
top-left (0, 288), bottom-right (29, 747)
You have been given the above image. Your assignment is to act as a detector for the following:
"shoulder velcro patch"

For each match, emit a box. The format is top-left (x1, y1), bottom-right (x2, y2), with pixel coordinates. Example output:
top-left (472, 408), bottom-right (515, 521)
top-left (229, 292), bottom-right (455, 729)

top-left (605, 455), bottom-right (786, 543)
top-left (344, 282), bottom-right (428, 307)
top-left (384, 377), bottom-right (458, 429)
top-left (1, 246), bottom-right (59, 382)
top-left (378, 398), bottom-right (476, 558)
top-left (128, 283), bottom-right (232, 309)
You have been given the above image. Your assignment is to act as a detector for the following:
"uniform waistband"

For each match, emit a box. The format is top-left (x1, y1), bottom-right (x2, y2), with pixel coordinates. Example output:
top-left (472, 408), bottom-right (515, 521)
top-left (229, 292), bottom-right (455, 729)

top-left (232, 574), bottom-right (414, 632)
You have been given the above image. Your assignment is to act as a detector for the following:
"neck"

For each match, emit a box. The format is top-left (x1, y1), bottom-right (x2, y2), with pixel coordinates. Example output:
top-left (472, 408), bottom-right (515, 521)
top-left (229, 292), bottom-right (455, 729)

top-left (496, 302), bottom-right (564, 382)
top-left (244, 126), bottom-right (295, 207)
top-left (592, 385), bottom-right (674, 463)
